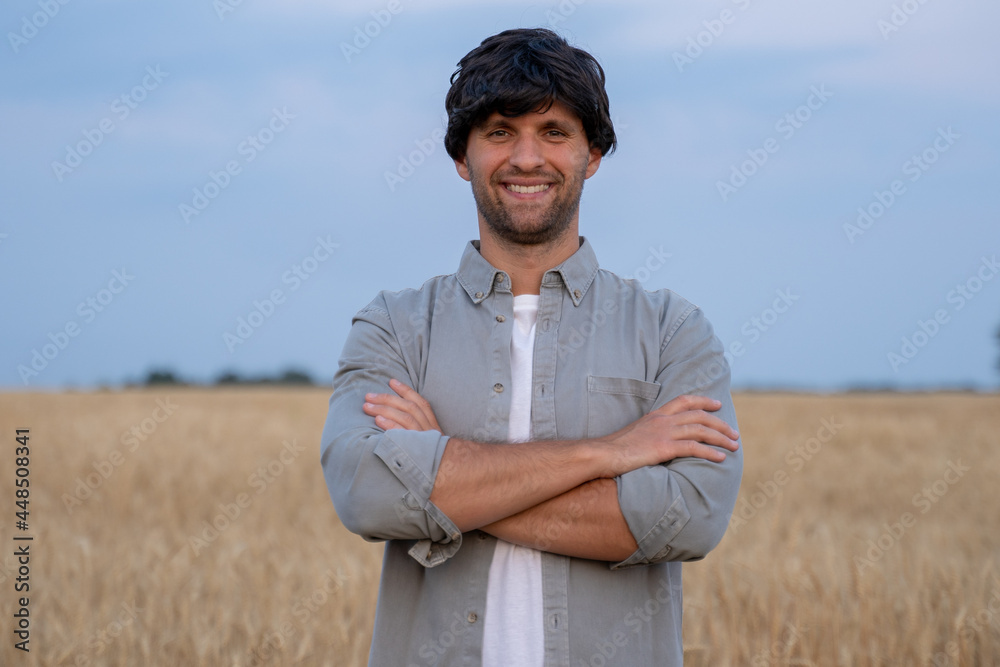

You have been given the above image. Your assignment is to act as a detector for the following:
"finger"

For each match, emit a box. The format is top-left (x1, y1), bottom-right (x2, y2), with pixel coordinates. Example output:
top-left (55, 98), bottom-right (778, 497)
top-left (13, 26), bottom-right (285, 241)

top-left (667, 423), bottom-right (740, 451)
top-left (363, 402), bottom-right (422, 430)
top-left (658, 395), bottom-right (722, 416)
top-left (365, 397), bottom-right (442, 433)
top-left (687, 443), bottom-right (728, 463)
top-left (373, 415), bottom-right (406, 431)
top-left (364, 392), bottom-right (412, 410)
top-left (389, 378), bottom-right (437, 426)
top-left (365, 392), bottom-right (433, 430)
top-left (645, 407), bottom-right (739, 442)
top-left (669, 410), bottom-right (740, 441)
top-left (663, 440), bottom-right (728, 463)
top-left (389, 378), bottom-right (441, 430)
top-left (389, 378), bottom-right (422, 401)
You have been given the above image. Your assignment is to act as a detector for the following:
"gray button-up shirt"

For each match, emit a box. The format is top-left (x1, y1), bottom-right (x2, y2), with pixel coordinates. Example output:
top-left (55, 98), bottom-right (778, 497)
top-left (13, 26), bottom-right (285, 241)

top-left (320, 237), bottom-right (743, 666)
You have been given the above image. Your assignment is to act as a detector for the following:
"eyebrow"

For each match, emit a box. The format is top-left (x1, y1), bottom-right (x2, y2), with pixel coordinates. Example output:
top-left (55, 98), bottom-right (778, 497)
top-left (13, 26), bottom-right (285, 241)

top-left (540, 118), bottom-right (579, 134)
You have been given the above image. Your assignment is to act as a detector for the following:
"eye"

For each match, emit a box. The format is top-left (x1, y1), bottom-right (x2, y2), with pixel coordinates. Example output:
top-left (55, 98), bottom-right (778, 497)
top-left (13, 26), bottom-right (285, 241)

top-left (488, 128), bottom-right (510, 137)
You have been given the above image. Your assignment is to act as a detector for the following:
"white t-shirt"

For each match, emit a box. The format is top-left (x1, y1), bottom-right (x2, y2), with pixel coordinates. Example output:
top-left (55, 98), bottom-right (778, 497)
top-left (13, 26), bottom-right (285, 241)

top-left (482, 294), bottom-right (544, 666)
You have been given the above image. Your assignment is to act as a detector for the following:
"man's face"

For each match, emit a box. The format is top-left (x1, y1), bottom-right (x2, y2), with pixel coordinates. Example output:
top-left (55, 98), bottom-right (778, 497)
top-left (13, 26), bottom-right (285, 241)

top-left (455, 99), bottom-right (602, 247)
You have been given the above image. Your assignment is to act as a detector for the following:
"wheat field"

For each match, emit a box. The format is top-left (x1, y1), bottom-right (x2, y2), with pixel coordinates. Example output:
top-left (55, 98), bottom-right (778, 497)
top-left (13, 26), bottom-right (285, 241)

top-left (0, 389), bottom-right (996, 666)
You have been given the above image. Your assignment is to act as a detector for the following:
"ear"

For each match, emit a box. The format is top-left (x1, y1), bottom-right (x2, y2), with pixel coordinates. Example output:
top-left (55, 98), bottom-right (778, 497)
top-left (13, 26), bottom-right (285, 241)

top-left (454, 156), bottom-right (472, 182)
top-left (584, 146), bottom-right (602, 180)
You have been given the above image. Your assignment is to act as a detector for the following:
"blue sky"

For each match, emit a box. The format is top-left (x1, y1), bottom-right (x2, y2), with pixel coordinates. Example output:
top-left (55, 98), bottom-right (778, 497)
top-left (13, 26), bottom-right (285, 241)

top-left (2, 0), bottom-right (998, 390)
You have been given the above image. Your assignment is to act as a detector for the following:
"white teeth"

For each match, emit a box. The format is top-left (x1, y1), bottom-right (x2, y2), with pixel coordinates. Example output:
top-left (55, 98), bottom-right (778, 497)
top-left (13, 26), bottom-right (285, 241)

top-left (506, 183), bottom-right (550, 194)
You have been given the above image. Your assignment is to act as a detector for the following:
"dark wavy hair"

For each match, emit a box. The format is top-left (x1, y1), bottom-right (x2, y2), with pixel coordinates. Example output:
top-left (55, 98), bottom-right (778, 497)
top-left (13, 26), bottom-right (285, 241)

top-left (444, 28), bottom-right (616, 162)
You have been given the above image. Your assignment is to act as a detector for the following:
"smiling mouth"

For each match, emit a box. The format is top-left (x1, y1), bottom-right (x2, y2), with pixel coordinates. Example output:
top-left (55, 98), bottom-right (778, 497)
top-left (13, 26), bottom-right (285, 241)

top-left (505, 183), bottom-right (551, 194)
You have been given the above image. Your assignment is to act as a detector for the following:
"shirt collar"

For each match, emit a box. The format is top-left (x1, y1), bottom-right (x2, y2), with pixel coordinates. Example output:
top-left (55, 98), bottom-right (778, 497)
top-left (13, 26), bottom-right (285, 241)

top-left (456, 236), bottom-right (600, 307)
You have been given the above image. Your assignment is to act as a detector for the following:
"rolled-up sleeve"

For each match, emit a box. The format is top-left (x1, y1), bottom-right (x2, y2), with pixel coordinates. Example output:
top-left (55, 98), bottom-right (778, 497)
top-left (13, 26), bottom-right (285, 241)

top-left (320, 296), bottom-right (462, 567)
top-left (612, 306), bottom-right (743, 569)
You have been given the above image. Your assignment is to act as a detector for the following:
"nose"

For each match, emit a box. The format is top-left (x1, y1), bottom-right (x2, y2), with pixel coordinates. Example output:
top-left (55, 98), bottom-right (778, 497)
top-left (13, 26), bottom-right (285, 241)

top-left (508, 134), bottom-right (546, 172)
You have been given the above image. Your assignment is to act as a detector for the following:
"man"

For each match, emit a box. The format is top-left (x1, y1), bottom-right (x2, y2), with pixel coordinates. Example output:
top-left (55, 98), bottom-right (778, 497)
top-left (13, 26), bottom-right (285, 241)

top-left (321, 28), bottom-right (743, 666)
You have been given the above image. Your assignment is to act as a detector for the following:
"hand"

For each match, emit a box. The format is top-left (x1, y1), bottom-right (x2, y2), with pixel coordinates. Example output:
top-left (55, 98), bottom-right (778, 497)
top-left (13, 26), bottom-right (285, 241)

top-left (363, 378), bottom-right (442, 432)
top-left (600, 394), bottom-right (740, 477)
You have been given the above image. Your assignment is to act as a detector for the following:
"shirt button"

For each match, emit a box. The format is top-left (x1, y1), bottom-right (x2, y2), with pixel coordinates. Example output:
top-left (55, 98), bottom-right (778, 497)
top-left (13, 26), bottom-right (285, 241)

top-left (495, 274), bottom-right (503, 283)
top-left (475, 291), bottom-right (484, 299)
top-left (573, 289), bottom-right (582, 299)
top-left (493, 383), bottom-right (504, 393)
top-left (496, 315), bottom-right (506, 323)
top-left (468, 612), bottom-right (478, 623)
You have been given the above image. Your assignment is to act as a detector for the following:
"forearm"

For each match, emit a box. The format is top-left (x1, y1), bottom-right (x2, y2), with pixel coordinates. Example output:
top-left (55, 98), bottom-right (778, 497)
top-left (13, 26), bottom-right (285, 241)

top-left (367, 373), bottom-right (739, 541)
top-left (376, 385), bottom-right (739, 535)
top-left (480, 478), bottom-right (638, 561)
top-left (429, 436), bottom-right (609, 532)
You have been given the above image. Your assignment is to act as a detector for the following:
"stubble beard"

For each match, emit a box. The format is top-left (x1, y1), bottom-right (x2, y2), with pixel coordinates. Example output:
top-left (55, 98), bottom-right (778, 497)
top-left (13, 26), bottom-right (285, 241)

top-left (469, 165), bottom-right (586, 248)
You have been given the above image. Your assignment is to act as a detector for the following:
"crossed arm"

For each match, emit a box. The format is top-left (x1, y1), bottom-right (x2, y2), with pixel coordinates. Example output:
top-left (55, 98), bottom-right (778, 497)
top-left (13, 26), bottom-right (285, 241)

top-left (362, 378), bottom-right (740, 562)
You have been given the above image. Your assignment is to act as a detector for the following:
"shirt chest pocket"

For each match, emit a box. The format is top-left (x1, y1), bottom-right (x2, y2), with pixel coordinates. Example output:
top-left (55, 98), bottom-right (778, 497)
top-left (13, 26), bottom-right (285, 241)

top-left (586, 375), bottom-right (661, 439)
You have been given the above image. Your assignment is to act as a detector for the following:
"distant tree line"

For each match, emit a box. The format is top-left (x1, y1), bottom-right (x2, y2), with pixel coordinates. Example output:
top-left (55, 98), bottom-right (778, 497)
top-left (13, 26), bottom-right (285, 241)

top-left (137, 367), bottom-right (317, 387)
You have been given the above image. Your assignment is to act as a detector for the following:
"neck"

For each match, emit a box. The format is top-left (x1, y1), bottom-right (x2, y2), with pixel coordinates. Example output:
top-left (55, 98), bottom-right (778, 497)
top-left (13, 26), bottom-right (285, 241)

top-left (477, 224), bottom-right (581, 296)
